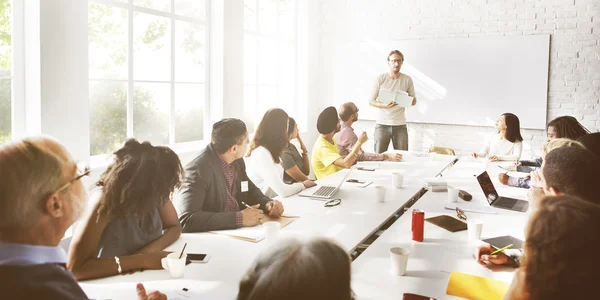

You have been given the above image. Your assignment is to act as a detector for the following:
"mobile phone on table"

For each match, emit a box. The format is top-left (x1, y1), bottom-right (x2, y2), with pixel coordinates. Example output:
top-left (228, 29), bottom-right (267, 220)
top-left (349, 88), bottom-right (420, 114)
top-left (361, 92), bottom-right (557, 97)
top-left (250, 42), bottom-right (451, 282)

top-left (347, 179), bottom-right (366, 184)
top-left (187, 253), bottom-right (211, 263)
top-left (357, 167), bottom-right (375, 171)
top-left (403, 293), bottom-right (436, 300)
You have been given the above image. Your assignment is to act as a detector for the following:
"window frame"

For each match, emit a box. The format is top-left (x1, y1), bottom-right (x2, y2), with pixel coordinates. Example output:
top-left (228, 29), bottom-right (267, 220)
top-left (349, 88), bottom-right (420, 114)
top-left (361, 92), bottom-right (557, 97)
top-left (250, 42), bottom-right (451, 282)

top-left (88, 0), bottom-right (210, 158)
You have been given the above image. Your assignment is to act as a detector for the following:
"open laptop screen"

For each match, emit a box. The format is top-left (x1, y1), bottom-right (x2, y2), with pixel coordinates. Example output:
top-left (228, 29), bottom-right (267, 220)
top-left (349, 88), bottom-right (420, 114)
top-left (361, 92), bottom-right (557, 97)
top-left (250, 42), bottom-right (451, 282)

top-left (476, 171), bottom-right (499, 205)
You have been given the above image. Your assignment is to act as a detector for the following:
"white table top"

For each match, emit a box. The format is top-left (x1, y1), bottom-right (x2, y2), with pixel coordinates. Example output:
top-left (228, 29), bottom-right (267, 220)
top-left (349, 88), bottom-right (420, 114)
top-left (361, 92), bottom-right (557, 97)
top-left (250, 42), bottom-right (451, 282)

top-left (351, 158), bottom-right (529, 300)
top-left (79, 153), bottom-right (457, 299)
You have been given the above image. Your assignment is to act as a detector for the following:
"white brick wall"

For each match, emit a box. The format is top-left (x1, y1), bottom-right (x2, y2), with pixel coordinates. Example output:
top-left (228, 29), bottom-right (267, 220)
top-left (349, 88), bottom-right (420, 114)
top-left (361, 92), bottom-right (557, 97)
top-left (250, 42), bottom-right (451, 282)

top-left (317, 0), bottom-right (600, 159)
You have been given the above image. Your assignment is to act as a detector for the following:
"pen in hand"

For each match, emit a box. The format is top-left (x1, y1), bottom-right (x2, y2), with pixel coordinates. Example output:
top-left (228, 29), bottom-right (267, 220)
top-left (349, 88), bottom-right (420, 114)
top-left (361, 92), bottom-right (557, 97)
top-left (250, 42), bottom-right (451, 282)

top-left (490, 244), bottom-right (513, 255)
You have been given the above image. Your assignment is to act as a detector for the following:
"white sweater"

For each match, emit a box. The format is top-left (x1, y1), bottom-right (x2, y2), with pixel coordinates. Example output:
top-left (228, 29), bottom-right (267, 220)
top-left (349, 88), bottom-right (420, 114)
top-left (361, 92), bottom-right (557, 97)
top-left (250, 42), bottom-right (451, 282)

top-left (245, 146), bottom-right (305, 198)
top-left (477, 133), bottom-right (523, 161)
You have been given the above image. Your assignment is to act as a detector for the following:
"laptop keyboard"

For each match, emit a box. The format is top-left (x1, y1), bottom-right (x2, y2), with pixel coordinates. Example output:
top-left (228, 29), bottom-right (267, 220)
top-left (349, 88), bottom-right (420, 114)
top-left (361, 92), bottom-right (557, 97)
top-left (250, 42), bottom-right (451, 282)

top-left (496, 198), bottom-right (518, 208)
top-left (313, 186), bottom-right (336, 197)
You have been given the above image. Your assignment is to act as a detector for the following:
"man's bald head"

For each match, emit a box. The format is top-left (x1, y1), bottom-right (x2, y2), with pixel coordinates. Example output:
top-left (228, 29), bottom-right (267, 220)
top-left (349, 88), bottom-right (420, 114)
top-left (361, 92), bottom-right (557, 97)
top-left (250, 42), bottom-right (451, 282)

top-left (339, 102), bottom-right (359, 122)
top-left (0, 136), bottom-right (74, 231)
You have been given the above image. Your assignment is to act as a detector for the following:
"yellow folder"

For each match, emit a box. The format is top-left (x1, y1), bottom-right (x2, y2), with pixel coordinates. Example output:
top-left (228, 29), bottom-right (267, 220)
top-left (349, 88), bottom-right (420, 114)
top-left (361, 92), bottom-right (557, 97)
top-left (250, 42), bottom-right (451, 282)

top-left (446, 272), bottom-right (509, 300)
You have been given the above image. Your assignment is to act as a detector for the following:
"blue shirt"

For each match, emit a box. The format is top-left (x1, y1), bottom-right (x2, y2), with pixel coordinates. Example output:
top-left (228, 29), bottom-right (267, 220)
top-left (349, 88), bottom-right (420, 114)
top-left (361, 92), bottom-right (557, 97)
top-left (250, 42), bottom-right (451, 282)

top-left (0, 241), bottom-right (67, 266)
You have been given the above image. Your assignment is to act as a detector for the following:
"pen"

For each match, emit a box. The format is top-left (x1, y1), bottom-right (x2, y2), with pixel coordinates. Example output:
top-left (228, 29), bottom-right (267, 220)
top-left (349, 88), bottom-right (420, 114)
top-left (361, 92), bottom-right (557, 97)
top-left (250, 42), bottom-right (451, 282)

top-left (490, 244), bottom-right (513, 255)
top-left (241, 201), bottom-right (252, 209)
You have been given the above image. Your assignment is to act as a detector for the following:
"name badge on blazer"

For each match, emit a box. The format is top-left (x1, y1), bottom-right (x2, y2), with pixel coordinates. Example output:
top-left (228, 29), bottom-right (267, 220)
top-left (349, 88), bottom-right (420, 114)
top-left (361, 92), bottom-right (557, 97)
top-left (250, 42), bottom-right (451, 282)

top-left (241, 181), bottom-right (249, 193)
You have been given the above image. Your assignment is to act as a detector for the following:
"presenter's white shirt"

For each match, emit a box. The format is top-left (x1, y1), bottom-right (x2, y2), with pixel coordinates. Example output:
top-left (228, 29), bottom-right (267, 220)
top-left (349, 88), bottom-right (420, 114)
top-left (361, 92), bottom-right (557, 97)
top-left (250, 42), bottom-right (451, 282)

top-left (370, 73), bottom-right (415, 126)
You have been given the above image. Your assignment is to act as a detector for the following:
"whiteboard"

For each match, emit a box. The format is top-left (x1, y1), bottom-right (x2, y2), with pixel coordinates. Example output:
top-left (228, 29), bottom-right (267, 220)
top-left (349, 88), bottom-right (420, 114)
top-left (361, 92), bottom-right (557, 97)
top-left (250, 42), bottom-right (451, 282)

top-left (334, 35), bottom-right (549, 129)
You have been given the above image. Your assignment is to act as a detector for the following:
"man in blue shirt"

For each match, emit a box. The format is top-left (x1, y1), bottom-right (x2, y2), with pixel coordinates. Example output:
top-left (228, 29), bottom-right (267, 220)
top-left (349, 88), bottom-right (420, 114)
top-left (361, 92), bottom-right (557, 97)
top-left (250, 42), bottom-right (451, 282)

top-left (0, 136), bottom-right (165, 300)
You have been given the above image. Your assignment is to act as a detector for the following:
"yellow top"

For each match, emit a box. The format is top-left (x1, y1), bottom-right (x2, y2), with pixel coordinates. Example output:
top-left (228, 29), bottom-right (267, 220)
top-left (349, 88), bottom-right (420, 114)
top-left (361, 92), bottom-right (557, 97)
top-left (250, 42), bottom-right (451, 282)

top-left (311, 135), bottom-right (343, 179)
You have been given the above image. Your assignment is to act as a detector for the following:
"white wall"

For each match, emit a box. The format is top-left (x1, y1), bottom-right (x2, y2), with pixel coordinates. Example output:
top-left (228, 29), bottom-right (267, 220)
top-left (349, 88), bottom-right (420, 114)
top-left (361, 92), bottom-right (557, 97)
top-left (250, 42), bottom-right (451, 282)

top-left (317, 0), bottom-right (600, 158)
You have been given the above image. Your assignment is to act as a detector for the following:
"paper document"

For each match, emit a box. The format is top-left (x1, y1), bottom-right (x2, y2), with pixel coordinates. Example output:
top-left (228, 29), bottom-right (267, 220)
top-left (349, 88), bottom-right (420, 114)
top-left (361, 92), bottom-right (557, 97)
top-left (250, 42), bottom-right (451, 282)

top-left (210, 216), bottom-right (299, 243)
top-left (446, 272), bottom-right (509, 300)
top-left (377, 89), bottom-right (414, 107)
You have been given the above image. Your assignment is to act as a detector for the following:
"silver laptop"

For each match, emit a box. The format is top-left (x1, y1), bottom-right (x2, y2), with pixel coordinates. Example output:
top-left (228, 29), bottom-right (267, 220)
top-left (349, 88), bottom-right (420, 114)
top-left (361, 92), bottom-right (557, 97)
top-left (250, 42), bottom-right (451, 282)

top-left (299, 170), bottom-right (352, 199)
top-left (476, 171), bottom-right (529, 212)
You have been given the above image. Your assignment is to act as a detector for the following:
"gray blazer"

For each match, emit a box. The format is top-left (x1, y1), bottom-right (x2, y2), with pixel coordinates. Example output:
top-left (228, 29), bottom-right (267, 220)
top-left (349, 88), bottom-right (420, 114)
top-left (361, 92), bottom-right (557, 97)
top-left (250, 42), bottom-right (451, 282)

top-left (178, 144), bottom-right (271, 232)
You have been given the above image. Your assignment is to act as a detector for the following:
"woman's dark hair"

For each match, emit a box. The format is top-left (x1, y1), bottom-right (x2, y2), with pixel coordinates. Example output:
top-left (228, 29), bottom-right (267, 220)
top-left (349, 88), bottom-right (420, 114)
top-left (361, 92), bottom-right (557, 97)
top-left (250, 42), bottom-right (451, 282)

top-left (237, 237), bottom-right (353, 300)
top-left (547, 116), bottom-right (590, 140)
top-left (96, 139), bottom-right (183, 220)
top-left (287, 117), bottom-right (297, 138)
top-left (501, 113), bottom-right (523, 143)
top-left (211, 118), bottom-right (248, 154)
top-left (577, 132), bottom-right (600, 158)
top-left (246, 108), bottom-right (289, 163)
top-left (523, 195), bottom-right (600, 300)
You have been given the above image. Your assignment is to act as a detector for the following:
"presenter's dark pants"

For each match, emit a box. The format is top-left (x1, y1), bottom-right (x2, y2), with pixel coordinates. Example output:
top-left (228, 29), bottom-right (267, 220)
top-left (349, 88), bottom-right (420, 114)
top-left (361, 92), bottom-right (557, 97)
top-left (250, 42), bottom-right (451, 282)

top-left (374, 124), bottom-right (408, 153)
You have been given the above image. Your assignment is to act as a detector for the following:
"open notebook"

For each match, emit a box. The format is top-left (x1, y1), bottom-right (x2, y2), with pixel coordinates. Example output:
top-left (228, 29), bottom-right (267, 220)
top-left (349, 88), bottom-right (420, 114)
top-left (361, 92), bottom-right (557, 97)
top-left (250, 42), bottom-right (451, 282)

top-left (209, 215), bottom-right (299, 243)
top-left (377, 89), bottom-right (414, 107)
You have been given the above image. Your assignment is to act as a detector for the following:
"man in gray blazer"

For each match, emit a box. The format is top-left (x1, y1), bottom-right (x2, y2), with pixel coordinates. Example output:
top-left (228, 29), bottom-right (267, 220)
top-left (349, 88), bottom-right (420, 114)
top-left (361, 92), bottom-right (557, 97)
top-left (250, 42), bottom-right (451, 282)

top-left (178, 118), bottom-right (285, 232)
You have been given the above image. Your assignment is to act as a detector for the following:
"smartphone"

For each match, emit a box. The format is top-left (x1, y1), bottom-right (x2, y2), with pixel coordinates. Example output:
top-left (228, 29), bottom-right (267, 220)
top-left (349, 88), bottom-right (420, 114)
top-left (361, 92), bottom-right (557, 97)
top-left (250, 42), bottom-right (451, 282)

top-left (347, 179), bottom-right (365, 184)
top-left (187, 253), bottom-right (211, 263)
top-left (357, 167), bottom-right (375, 171)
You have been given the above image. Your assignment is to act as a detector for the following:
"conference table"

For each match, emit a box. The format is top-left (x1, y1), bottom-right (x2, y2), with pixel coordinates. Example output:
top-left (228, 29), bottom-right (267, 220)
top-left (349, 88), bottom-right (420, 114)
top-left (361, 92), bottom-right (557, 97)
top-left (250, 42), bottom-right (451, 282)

top-left (352, 157), bottom-right (530, 299)
top-left (78, 152), bottom-right (464, 299)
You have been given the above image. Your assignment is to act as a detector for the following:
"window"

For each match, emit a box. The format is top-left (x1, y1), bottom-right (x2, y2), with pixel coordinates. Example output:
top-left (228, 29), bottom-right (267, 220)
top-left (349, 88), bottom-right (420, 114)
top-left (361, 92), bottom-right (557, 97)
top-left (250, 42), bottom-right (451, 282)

top-left (243, 0), bottom-right (296, 132)
top-left (89, 0), bottom-right (208, 156)
top-left (0, 0), bottom-right (12, 143)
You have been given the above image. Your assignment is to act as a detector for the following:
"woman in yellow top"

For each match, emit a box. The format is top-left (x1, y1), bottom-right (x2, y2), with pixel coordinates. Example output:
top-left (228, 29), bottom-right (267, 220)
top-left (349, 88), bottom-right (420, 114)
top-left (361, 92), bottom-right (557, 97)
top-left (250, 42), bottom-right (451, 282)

top-left (311, 106), bottom-right (368, 179)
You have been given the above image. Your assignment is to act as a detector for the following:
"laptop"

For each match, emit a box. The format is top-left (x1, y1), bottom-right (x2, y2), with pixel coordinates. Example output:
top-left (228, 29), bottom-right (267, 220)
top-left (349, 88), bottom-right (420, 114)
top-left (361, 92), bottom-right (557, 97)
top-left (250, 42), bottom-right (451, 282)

top-left (476, 171), bottom-right (529, 212)
top-left (299, 169), bottom-right (352, 199)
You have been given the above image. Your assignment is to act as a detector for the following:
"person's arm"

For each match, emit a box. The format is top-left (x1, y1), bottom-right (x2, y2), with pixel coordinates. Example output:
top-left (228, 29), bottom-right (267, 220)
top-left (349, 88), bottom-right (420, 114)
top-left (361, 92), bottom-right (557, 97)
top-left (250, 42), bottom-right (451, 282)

top-left (296, 136), bottom-right (311, 175)
top-left (178, 168), bottom-right (238, 233)
top-left (360, 151), bottom-right (385, 161)
top-left (285, 165), bottom-right (310, 182)
top-left (134, 201), bottom-right (181, 254)
top-left (281, 145), bottom-right (310, 182)
top-left (408, 77), bottom-right (417, 106)
top-left (252, 148), bottom-right (305, 198)
top-left (369, 76), bottom-right (396, 109)
top-left (496, 141), bottom-right (523, 161)
top-left (67, 201), bottom-right (167, 280)
top-left (333, 132), bottom-right (368, 169)
top-left (473, 137), bottom-right (491, 158)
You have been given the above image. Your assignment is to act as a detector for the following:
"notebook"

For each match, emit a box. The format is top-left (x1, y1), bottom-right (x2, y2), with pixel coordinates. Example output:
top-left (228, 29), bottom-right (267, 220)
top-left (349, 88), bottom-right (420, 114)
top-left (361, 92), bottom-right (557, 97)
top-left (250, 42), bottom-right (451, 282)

top-left (425, 215), bottom-right (467, 232)
top-left (446, 272), bottom-right (509, 300)
top-left (209, 215), bottom-right (299, 243)
top-left (377, 89), bottom-right (414, 107)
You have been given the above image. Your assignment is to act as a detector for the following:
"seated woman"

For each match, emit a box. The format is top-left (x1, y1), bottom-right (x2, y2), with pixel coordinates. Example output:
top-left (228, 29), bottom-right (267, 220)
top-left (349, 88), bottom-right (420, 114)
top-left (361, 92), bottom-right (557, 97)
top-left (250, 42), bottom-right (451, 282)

top-left (282, 118), bottom-right (311, 183)
top-left (516, 115), bottom-right (590, 173)
top-left (237, 237), bottom-right (353, 300)
top-left (504, 195), bottom-right (600, 300)
top-left (245, 109), bottom-right (316, 198)
top-left (67, 139), bottom-right (184, 280)
top-left (499, 138), bottom-right (584, 188)
top-left (472, 113), bottom-right (523, 161)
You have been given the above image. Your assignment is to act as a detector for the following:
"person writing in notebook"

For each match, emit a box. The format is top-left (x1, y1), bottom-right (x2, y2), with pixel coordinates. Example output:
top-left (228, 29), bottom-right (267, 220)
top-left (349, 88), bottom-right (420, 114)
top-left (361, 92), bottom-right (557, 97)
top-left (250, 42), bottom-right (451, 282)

top-left (0, 136), bottom-right (165, 300)
top-left (335, 102), bottom-right (402, 162)
top-left (311, 106), bottom-right (367, 179)
top-left (472, 113), bottom-right (523, 161)
top-left (369, 50), bottom-right (417, 153)
top-left (178, 118), bottom-right (284, 233)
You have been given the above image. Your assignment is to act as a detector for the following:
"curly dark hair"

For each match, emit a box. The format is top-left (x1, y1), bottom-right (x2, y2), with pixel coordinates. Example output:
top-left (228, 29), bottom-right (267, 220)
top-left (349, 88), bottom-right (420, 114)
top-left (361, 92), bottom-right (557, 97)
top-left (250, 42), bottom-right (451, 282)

top-left (547, 116), bottom-right (590, 140)
top-left (246, 108), bottom-right (289, 164)
top-left (96, 139), bottom-right (183, 220)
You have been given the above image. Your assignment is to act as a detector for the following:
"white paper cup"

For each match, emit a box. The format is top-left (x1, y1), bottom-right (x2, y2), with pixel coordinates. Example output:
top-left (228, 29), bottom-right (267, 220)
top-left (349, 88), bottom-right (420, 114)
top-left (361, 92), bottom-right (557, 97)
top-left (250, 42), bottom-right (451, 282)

top-left (389, 247), bottom-right (410, 276)
top-left (374, 185), bottom-right (386, 203)
top-left (161, 252), bottom-right (187, 278)
top-left (263, 221), bottom-right (281, 241)
top-left (392, 172), bottom-right (404, 189)
top-left (447, 187), bottom-right (459, 204)
top-left (467, 219), bottom-right (484, 241)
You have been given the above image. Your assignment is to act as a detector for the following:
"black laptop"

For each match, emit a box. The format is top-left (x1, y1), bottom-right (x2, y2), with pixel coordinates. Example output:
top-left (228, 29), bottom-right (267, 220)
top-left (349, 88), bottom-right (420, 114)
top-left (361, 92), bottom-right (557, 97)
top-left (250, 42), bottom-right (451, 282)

top-left (476, 171), bottom-right (529, 212)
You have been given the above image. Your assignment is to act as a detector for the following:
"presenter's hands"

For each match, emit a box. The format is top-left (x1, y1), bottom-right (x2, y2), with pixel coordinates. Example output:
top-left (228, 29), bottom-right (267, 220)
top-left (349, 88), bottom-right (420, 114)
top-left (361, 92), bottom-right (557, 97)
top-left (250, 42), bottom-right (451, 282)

top-left (137, 283), bottom-right (167, 300)
top-left (302, 180), bottom-right (317, 189)
top-left (474, 243), bottom-right (512, 269)
top-left (411, 98), bottom-right (417, 106)
top-left (385, 101), bottom-right (397, 108)
top-left (242, 204), bottom-right (264, 226)
top-left (266, 200), bottom-right (284, 217)
top-left (384, 153), bottom-right (403, 161)
top-left (358, 131), bottom-right (369, 144)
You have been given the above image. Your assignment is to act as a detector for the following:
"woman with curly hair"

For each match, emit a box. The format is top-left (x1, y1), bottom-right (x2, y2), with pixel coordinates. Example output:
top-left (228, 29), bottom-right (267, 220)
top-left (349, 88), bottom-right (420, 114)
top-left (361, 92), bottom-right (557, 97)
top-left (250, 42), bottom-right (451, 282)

top-left (67, 139), bottom-right (183, 280)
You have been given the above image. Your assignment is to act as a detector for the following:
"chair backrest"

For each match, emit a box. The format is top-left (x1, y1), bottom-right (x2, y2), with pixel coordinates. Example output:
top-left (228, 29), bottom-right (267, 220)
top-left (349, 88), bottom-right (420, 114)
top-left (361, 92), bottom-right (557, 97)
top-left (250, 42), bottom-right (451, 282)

top-left (427, 146), bottom-right (456, 156)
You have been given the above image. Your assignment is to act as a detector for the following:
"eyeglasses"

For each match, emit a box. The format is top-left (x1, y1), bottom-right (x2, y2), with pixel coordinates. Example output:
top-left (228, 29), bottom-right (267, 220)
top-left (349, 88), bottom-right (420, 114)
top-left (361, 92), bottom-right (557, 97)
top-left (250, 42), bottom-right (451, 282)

top-left (456, 207), bottom-right (467, 221)
top-left (324, 198), bottom-right (341, 207)
top-left (54, 162), bottom-right (90, 194)
top-left (388, 59), bottom-right (403, 64)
